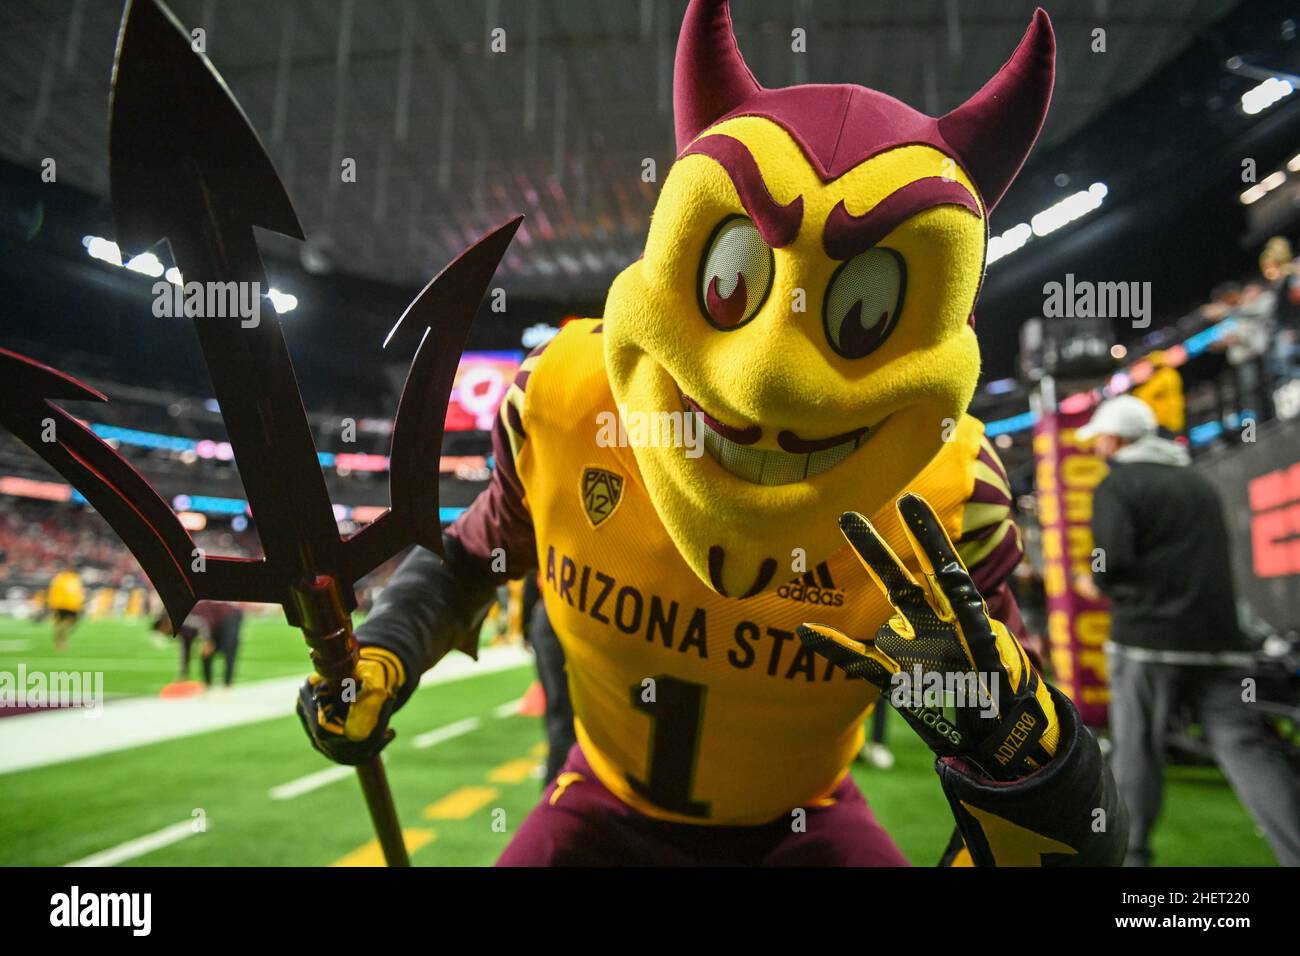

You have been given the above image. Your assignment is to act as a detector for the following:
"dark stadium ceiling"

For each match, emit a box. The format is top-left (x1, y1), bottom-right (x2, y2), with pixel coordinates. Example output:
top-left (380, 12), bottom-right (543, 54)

top-left (0, 0), bottom-right (1242, 297)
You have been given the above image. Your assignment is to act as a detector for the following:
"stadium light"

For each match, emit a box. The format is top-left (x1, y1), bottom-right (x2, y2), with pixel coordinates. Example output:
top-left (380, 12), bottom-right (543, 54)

top-left (83, 234), bottom-right (296, 312)
top-left (986, 184), bottom-right (1107, 266)
top-left (266, 287), bottom-right (298, 313)
top-left (1030, 183), bottom-right (1108, 237)
top-left (1241, 76), bottom-right (1294, 115)
top-left (987, 222), bottom-right (1032, 264)
top-left (1240, 169), bottom-right (1288, 204)
top-left (125, 252), bottom-right (164, 277)
top-left (82, 235), bottom-right (122, 266)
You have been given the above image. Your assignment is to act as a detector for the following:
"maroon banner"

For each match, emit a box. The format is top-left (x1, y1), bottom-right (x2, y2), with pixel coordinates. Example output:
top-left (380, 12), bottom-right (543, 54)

top-left (1033, 409), bottom-right (1111, 727)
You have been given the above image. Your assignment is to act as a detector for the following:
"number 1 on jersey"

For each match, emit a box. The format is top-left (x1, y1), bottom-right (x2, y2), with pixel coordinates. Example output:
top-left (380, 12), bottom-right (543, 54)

top-left (627, 675), bottom-right (711, 819)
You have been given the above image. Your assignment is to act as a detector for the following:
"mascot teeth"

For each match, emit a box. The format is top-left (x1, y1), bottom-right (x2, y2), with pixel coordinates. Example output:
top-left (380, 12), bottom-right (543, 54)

top-left (700, 419), bottom-right (867, 485)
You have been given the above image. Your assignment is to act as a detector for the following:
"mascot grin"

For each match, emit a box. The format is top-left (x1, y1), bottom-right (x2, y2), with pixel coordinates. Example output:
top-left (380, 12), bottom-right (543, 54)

top-left (604, 1), bottom-right (1052, 598)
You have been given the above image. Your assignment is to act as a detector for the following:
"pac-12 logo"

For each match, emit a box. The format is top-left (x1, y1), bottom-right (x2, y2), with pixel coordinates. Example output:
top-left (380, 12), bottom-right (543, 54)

top-left (581, 466), bottom-right (624, 528)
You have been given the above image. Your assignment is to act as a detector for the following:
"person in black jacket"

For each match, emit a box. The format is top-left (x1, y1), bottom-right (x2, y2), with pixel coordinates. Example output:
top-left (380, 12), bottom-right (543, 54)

top-left (1078, 395), bottom-right (1300, 866)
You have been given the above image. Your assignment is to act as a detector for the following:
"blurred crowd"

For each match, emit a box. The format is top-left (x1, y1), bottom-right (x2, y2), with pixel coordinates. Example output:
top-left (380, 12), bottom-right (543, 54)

top-left (0, 496), bottom-right (407, 621)
top-left (0, 498), bottom-right (260, 593)
top-left (0, 499), bottom-right (143, 591)
top-left (1201, 235), bottom-right (1300, 421)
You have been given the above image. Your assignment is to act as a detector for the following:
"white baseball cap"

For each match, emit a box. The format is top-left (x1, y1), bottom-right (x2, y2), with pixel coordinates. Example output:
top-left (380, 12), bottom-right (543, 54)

top-left (1076, 395), bottom-right (1157, 442)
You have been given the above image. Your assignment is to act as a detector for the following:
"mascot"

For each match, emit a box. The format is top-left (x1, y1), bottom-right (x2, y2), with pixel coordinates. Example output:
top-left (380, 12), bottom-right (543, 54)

top-left (299, 0), bottom-right (1126, 866)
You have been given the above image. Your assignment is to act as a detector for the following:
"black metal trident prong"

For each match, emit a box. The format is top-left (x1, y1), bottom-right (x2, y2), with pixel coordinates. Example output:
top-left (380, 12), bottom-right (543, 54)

top-left (0, 0), bottom-right (522, 866)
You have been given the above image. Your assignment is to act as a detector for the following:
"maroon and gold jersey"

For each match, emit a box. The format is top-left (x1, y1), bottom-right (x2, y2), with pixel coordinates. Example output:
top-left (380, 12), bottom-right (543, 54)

top-left (452, 320), bottom-right (1022, 825)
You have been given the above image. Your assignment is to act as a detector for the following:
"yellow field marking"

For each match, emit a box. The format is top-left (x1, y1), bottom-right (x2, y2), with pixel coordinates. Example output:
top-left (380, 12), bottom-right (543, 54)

top-left (330, 828), bottom-right (436, 867)
top-left (530, 742), bottom-right (547, 758)
top-left (487, 757), bottom-right (537, 785)
top-left (423, 785), bottom-right (499, 820)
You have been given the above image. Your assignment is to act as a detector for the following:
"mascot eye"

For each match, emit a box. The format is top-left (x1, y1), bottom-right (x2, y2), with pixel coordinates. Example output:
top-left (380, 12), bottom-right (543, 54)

top-left (698, 217), bottom-right (774, 330)
top-left (822, 248), bottom-right (906, 359)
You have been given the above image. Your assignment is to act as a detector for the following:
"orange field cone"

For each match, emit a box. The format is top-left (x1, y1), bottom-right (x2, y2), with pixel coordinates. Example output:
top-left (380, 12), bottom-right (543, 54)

top-left (160, 680), bottom-right (206, 699)
top-left (517, 680), bottom-right (547, 717)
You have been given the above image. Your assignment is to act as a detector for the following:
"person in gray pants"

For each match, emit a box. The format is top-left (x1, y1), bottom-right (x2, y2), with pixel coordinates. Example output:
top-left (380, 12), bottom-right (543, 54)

top-left (1106, 650), bottom-right (1298, 865)
top-left (1078, 396), bottom-right (1300, 866)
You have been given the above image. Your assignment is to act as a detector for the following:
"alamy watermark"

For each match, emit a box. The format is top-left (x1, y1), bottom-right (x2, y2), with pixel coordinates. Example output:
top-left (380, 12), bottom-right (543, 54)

top-left (889, 666), bottom-right (999, 722)
top-left (152, 280), bottom-right (262, 327)
top-left (0, 665), bottom-right (104, 717)
top-left (1043, 273), bottom-right (1151, 329)
top-left (50, 886), bottom-right (150, 936)
top-left (595, 406), bottom-right (704, 459)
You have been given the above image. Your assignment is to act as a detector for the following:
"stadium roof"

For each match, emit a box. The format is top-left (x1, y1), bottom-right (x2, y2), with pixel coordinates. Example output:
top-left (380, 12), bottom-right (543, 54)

top-left (0, 0), bottom-right (1241, 296)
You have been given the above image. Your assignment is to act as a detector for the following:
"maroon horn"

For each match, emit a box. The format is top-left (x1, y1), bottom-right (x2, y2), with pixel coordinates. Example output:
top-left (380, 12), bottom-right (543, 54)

top-left (674, 0), bottom-right (761, 152)
top-left (938, 7), bottom-right (1055, 210)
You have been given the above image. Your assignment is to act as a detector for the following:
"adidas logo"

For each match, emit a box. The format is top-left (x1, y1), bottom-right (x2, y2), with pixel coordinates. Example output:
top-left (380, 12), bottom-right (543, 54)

top-left (776, 563), bottom-right (846, 607)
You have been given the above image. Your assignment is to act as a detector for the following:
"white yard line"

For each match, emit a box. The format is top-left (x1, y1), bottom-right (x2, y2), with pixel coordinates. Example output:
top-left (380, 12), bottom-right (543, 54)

top-left (268, 765), bottom-right (355, 800)
top-left (492, 698), bottom-right (522, 718)
top-left (269, 694), bottom-right (528, 799)
top-left (0, 640), bottom-right (31, 651)
top-left (412, 715), bottom-right (481, 749)
top-left (64, 819), bottom-right (199, 867)
top-left (0, 644), bottom-right (532, 775)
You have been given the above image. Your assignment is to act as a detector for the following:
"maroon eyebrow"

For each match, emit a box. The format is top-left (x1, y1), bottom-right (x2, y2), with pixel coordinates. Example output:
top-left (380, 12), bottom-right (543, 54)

top-left (823, 177), bottom-right (981, 261)
top-left (680, 134), bottom-right (803, 248)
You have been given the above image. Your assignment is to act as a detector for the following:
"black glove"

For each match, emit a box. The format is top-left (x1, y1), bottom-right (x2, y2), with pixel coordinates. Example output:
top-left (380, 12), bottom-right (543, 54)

top-left (295, 647), bottom-right (403, 766)
top-left (797, 493), bottom-right (1060, 780)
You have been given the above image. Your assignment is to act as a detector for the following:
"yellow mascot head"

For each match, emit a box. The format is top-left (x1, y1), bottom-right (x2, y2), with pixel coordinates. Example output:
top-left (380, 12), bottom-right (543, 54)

top-left (604, 0), bottom-right (1054, 598)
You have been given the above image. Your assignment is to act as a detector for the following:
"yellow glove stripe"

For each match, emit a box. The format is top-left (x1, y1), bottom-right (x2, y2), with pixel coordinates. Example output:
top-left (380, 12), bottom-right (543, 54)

top-left (1034, 677), bottom-right (1059, 758)
top-left (801, 623), bottom-right (901, 673)
top-left (840, 512), bottom-right (925, 603)
top-left (990, 620), bottom-right (1026, 692)
top-left (359, 645), bottom-right (406, 690)
top-left (959, 802), bottom-right (1077, 866)
top-left (893, 496), bottom-right (970, 629)
top-left (317, 704), bottom-right (347, 736)
top-left (948, 613), bottom-right (1001, 717)
top-left (801, 623), bottom-right (868, 658)
top-left (894, 493), bottom-right (967, 578)
top-left (342, 656), bottom-right (399, 742)
top-left (985, 620), bottom-right (1059, 759)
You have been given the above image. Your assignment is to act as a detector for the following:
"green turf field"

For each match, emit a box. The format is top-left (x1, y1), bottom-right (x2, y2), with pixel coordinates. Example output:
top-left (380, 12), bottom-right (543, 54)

top-left (0, 616), bottom-right (1279, 866)
top-left (0, 614), bottom-right (311, 698)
